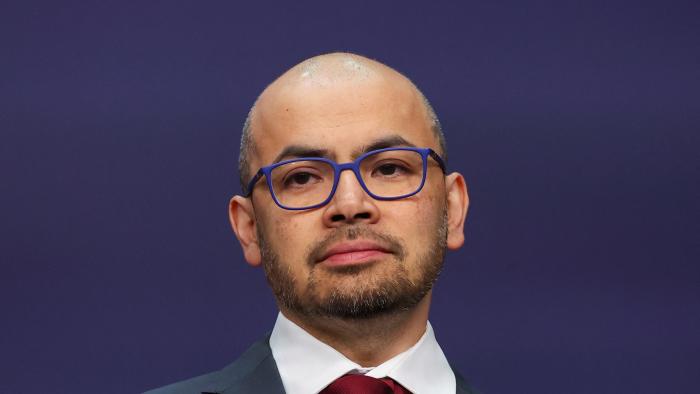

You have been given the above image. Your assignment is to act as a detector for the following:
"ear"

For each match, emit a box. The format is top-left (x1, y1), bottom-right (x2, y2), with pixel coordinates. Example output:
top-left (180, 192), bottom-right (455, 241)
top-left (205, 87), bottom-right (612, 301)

top-left (229, 195), bottom-right (262, 267)
top-left (444, 172), bottom-right (469, 250)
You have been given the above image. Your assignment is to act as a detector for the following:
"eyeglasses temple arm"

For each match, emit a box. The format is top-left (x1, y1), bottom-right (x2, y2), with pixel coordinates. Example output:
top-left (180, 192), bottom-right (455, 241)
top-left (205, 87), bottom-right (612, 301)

top-left (244, 170), bottom-right (265, 197)
top-left (428, 149), bottom-right (447, 174)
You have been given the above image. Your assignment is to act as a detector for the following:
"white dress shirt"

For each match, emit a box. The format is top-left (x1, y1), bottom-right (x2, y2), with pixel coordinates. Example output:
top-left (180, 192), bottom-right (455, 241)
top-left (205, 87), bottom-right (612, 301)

top-left (269, 312), bottom-right (456, 394)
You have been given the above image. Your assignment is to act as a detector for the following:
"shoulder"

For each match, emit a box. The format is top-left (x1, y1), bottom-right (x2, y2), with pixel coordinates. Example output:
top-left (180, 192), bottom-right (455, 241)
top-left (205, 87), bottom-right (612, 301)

top-left (143, 369), bottom-right (224, 394)
top-left (452, 365), bottom-right (482, 394)
top-left (143, 336), bottom-right (283, 394)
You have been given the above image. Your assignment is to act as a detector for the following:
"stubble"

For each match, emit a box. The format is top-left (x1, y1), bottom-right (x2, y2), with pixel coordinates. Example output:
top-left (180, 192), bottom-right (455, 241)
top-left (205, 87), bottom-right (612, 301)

top-left (258, 207), bottom-right (447, 319)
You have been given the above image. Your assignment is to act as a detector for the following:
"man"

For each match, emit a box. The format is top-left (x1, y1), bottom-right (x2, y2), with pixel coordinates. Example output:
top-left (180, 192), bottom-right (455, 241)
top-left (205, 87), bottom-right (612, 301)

top-left (146, 52), bottom-right (473, 394)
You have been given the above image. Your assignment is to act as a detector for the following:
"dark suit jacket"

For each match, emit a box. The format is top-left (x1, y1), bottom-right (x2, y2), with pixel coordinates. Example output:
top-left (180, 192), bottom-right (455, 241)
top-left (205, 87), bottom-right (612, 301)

top-left (144, 336), bottom-right (478, 394)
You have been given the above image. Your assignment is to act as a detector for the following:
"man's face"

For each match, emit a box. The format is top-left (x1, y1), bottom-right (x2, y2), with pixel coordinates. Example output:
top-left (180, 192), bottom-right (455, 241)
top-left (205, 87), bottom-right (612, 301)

top-left (240, 68), bottom-right (455, 319)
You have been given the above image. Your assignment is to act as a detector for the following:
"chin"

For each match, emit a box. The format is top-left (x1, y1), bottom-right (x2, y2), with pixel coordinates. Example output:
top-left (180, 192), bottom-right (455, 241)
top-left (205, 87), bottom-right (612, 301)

top-left (304, 267), bottom-right (427, 319)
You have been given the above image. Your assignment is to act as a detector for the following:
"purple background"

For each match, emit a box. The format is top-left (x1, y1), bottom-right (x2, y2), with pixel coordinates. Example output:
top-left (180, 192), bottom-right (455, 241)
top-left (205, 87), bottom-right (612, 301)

top-left (1, 1), bottom-right (698, 393)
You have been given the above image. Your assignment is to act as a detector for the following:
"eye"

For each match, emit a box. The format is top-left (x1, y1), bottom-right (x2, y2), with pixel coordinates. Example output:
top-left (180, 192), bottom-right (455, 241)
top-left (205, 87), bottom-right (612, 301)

top-left (372, 162), bottom-right (410, 177)
top-left (377, 164), bottom-right (400, 176)
top-left (290, 172), bottom-right (311, 184)
top-left (283, 170), bottom-right (322, 188)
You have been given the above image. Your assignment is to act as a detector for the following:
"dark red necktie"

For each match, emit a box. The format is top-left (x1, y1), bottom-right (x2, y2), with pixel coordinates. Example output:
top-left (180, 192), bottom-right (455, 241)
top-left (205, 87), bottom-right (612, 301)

top-left (320, 374), bottom-right (412, 394)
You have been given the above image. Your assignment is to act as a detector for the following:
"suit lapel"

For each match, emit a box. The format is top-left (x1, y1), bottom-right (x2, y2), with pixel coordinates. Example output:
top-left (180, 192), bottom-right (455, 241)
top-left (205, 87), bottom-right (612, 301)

top-left (454, 368), bottom-right (479, 394)
top-left (198, 336), bottom-right (285, 394)
top-left (219, 350), bottom-right (285, 394)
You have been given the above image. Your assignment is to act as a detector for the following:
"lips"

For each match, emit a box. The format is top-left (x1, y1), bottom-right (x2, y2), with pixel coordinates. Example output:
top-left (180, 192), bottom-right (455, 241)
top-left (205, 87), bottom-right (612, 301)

top-left (317, 240), bottom-right (392, 266)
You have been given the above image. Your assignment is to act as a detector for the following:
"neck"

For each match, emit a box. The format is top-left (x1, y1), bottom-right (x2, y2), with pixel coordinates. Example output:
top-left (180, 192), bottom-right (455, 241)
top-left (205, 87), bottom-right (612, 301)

top-left (280, 292), bottom-right (432, 367)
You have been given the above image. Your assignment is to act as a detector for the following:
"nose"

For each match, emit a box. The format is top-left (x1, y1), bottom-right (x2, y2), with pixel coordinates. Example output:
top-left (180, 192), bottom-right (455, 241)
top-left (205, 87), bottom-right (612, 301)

top-left (322, 169), bottom-right (380, 227)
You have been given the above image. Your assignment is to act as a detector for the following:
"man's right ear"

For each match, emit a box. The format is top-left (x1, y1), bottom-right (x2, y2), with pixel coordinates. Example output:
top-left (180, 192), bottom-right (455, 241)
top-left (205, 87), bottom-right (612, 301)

top-left (229, 196), bottom-right (262, 267)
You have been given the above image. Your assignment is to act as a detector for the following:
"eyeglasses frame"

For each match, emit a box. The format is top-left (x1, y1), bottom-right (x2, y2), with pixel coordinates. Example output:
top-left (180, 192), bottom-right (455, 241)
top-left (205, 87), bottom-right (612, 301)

top-left (244, 147), bottom-right (447, 211)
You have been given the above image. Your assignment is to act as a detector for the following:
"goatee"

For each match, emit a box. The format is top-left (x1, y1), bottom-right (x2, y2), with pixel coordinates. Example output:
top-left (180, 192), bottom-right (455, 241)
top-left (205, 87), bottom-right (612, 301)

top-left (258, 210), bottom-right (447, 319)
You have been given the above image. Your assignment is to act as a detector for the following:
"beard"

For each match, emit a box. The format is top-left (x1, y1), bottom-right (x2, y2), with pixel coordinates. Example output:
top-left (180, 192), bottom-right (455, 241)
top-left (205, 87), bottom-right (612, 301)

top-left (257, 208), bottom-right (448, 319)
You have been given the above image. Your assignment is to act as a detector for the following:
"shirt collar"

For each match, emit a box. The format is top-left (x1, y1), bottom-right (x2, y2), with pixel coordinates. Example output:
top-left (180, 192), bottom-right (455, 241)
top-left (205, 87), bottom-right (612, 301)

top-left (269, 312), bottom-right (455, 394)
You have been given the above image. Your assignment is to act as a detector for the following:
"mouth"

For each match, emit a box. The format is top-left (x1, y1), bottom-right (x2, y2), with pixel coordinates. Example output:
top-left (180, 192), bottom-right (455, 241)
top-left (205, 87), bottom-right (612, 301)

top-left (317, 240), bottom-right (393, 267)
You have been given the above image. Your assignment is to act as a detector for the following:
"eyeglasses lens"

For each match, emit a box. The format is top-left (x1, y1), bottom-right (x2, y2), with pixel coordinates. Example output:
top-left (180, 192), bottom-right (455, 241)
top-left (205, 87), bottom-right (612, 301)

top-left (360, 149), bottom-right (424, 198)
top-left (270, 160), bottom-right (335, 209)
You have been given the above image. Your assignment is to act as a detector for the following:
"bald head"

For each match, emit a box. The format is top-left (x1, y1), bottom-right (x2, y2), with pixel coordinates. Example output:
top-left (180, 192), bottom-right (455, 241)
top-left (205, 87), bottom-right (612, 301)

top-left (239, 52), bottom-right (445, 192)
top-left (265, 52), bottom-right (403, 92)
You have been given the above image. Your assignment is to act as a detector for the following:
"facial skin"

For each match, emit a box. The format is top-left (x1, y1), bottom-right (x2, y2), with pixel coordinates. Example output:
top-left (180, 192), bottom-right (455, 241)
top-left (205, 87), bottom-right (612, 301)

top-left (229, 53), bottom-right (469, 364)
top-left (260, 212), bottom-right (447, 319)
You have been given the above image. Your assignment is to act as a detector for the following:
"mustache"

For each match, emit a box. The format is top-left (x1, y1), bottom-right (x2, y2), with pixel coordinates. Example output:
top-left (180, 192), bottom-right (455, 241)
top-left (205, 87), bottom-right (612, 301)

top-left (306, 226), bottom-right (406, 266)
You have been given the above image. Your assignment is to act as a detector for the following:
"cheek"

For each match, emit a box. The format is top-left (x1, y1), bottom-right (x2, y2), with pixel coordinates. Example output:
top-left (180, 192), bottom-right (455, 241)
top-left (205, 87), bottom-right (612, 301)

top-left (267, 214), bottom-right (319, 260)
top-left (380, 194), bottom-right (444, 251)
top-left (271, 217), bottom-right (293, 243)
top-left (392, 190), bottom-right (443, 227)
top-left (274, 212), bottom-right (318, 238)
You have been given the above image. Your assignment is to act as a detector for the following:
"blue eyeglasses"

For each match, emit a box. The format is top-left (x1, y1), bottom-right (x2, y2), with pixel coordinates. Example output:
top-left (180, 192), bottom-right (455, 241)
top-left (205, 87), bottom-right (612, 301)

top-left (245, 147), bottom-right (446, 210)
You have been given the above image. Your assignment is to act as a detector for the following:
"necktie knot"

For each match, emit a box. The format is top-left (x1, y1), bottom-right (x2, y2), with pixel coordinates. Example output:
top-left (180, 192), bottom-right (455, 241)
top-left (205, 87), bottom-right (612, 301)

top-left (320, 374), bottom-right (411, 394)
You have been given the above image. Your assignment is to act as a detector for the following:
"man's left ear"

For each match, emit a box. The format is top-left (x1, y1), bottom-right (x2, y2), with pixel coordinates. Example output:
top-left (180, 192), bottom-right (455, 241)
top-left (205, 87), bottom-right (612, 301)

top-left (445, 172), bottom-right (469, 250)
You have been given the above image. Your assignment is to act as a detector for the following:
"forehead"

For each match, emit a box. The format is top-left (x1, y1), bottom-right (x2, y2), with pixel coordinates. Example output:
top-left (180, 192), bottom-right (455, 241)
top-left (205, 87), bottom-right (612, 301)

top-left (250, 72), bottom-right (437, 165)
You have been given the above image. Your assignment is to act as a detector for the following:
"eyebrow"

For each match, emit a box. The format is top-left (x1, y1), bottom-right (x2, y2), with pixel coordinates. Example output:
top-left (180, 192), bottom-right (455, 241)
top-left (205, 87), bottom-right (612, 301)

top-left (351, 135), bottom-right (416, 159)
top-left (271, 134), bottom-right (416, 164)
top-left (272, 145), bottom-right (333, 164)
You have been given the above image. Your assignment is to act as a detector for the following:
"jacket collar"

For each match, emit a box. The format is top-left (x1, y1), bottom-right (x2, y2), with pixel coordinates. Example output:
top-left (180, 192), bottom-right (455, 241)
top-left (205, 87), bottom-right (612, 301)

top-left (199, 335), bottom-right (285, 394)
